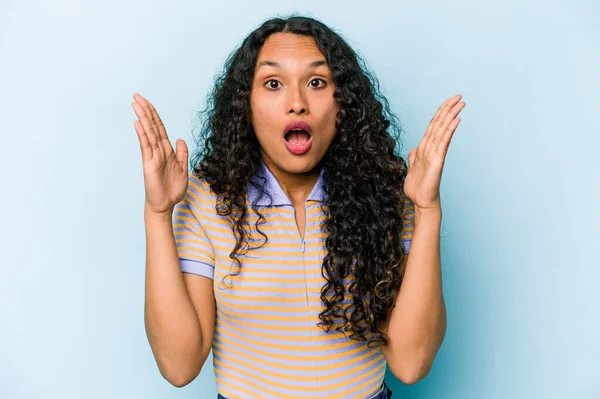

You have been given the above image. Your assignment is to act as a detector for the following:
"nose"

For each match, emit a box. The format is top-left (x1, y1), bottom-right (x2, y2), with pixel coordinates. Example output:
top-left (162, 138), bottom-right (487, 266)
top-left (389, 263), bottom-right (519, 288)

top-left (287, 84), bottom-right (307, 115)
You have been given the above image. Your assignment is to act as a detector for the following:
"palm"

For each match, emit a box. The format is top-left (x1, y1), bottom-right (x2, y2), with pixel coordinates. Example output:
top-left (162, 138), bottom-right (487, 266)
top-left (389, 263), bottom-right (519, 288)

top-left (404, 148), bottom-right (444, 208)
top-left (403, 94), bottom-right (465, 210)
top-left (132, 93), bottom-right (189, 215)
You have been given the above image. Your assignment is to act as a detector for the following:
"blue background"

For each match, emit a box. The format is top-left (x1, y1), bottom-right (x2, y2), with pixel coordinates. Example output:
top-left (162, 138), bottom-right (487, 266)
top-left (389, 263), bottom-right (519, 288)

top-left (1, 0), bottom-right (598, 397)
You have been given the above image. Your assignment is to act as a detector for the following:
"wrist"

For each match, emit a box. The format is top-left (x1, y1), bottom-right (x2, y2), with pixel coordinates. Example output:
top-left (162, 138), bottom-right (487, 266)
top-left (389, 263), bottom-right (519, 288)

top-left (414, 205), bottom-right (442, 224)
top-left (144, 203), bottom-right (174, 222)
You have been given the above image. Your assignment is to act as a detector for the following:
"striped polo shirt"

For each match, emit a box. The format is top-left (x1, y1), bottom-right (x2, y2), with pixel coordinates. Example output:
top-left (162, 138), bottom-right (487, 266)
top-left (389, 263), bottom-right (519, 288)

top-left (173, 160), bottom-right (415, 399)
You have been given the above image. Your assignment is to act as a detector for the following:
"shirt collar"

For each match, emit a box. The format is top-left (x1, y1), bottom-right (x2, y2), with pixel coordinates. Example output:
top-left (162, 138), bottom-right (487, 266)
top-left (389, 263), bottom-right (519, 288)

top-left (247, 160), bottom-right (326, 206)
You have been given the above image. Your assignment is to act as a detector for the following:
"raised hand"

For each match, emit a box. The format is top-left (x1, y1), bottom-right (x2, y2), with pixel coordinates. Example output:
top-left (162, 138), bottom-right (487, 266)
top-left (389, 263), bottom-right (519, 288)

top-left (403, 94), bottom-right (466, 211)
top-left (132, 93), bottom-right (189, 216)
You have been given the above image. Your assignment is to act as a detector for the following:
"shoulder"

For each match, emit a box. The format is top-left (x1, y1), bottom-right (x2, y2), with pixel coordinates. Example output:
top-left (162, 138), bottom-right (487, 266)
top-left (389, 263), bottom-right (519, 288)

top-left (185, 172), bottom-right (219, 206)
top-left (173, 172), bottom-right (219, 220)
top-left (401, 196), bottom-right (415, 217)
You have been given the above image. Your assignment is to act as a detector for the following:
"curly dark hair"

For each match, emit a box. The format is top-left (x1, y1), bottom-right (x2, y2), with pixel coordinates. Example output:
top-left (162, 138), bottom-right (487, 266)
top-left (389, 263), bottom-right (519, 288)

top-left (190, 15), bottom-right (411, 347)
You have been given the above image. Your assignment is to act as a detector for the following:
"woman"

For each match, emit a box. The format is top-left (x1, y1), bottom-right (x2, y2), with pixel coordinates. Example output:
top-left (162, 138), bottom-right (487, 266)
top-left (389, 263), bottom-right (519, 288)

top-left (133, 15), bottom-right (464, 399)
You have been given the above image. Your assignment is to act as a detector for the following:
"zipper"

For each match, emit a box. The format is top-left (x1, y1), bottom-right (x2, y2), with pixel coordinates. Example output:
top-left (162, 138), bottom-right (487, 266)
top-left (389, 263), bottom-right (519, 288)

top-left (301, 203), bottom-right (306, 253)
top-left (293, 204), bottom-right (307, 253)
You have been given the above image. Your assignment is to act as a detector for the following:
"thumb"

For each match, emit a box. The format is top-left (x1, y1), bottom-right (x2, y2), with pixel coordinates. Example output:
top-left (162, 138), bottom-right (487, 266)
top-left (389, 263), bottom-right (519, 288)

top-left (408, 149), bottom-right (416, 168)
top-left (175, 139), bottom-right (189, 173)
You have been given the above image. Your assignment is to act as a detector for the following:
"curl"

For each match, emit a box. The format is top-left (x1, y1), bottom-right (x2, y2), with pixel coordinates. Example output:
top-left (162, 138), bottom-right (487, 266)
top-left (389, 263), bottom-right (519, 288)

top-left (190, 14), bottom-right (411, 346)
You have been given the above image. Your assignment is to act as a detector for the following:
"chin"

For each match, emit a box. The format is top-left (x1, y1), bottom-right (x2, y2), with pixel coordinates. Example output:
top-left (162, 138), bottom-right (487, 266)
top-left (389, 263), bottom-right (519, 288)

top-left (282, 159), bottom-right (316, 174)
top-left (268, 153), bottom-right (321, 175)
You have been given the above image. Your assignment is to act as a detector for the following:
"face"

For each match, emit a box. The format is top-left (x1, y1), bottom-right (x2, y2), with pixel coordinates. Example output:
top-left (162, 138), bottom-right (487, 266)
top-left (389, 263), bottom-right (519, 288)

top-left (250, 33), bottom-right (340, 175)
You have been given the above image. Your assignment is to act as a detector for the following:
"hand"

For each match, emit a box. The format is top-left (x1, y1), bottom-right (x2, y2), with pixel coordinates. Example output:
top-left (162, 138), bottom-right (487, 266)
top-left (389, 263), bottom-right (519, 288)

top-left (403, 94), bottom-right (465, 211)
top-left (132, 93), bottom-right (189, 216)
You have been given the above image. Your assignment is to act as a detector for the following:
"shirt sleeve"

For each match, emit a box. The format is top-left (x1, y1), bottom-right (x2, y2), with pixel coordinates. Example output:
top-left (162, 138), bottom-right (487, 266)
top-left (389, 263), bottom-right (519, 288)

top-left (400, 197), bottom-right (415, 254)
top-left (172, 175), bottom-right (216, 280)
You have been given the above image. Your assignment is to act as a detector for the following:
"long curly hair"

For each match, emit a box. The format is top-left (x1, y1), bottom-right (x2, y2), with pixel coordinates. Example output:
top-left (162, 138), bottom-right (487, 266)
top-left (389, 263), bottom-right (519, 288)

top-left (190, 15), bottom-right (411, 347)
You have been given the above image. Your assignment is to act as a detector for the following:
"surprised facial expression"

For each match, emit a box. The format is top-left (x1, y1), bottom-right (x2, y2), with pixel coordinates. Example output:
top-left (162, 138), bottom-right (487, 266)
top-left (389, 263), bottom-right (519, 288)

top-left (250, 33), bottom-right (340, 174)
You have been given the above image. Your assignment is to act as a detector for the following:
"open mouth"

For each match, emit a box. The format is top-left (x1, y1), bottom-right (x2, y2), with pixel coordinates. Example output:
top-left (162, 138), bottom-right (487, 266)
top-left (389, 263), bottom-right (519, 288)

top-left (283, 121), bottom-right (313, 154)
top-left (284, 128), bottom-right (312, 145)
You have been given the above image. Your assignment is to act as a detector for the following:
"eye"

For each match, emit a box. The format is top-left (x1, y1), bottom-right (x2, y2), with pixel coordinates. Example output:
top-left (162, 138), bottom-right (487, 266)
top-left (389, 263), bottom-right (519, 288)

top-left (265, 79), bottom-right (281, 90)
top-left (309, 78), bottom-right (326, 88)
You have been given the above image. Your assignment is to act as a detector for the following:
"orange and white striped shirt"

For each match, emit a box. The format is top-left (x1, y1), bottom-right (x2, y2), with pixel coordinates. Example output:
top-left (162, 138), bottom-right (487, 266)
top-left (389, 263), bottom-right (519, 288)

top-left (173, 160), bottom-right (415, 399)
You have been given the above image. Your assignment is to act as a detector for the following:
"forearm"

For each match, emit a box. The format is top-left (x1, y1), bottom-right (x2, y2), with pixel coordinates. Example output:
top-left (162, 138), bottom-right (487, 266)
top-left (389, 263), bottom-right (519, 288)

top-left (384, 207), bottom-right (447, 383)
top-left (143, 206), bottom-right (204, 385)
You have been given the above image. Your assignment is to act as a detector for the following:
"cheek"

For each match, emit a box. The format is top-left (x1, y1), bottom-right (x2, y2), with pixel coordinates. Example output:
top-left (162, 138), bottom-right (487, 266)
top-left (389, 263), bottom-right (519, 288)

top-left (250, 94), bottom-right (275, 131)
top-left (323, 101), bottom-right (339, 133)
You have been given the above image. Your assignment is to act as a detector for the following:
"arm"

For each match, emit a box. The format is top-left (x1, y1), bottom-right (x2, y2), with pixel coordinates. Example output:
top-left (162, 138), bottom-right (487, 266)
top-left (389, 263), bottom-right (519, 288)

top-left (382, 93), bottom-right (465, 384)
top-left (132, 93), bottom-right (216, 388)
top-left (143, 206), bottom-right (216, 387)
top-left (381, 206), bottom-right (446, 385)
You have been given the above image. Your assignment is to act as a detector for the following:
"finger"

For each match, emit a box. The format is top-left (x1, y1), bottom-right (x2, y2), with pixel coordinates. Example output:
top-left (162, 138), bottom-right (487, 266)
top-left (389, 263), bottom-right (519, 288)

top-left (175, 139), bottom-right (189, 173)
top-left (433, 95), bottom-right (461, 133)
top-left (438, 101), bottom-right (466, 138)
top-left (137, 95), bottom-right (161, 138)
top-left (144, 99), bottom-right (168, 141)
top-left (134, 120), bottom-right (153, 162)
top-left (138, 95), bottom-right (169, 161)
top-left (132, 101), bottom-right (159, 153)
top-left (424, 106), bottom-right (443, 140)
top-left (427, 95), bottom-right (462, 147)
top-left (133, 94), bottom-right (164, 157)
top-left (424, 94), bottom-right (461, 141)
top-left (145, 99), bottom-right (174, 158)
top-left (424, 97), bottom-right (452, 138)
top-left (131, 101), bottom-right (158, 150)
top-left (430, 101), bottom-right (464, 149)
top-left (438, 117), bottom-right (461, 152)
top-left (132, 95), bottom-right (154, 134)
top-left (407, 148), bottom-right (416, 168)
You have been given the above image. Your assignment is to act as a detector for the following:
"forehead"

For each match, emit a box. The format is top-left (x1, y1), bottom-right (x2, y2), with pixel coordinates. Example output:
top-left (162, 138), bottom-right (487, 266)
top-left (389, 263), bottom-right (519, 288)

top-left (257, 33), bottom-right (325, 61)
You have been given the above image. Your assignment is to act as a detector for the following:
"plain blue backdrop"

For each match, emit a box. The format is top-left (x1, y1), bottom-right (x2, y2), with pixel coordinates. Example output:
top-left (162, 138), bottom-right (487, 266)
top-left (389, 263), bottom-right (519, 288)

top-left (1, 0), bottom-right (598, 398)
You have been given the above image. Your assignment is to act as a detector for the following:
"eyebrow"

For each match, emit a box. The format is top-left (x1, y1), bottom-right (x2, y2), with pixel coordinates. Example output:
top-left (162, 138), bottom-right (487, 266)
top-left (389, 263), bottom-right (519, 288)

top-left (257, 60), bottom-right (328, 70)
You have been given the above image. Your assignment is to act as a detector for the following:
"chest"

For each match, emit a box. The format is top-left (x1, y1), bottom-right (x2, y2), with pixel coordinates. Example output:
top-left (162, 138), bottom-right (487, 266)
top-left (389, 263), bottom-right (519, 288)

top-left (293, 204), bottom-right (306, 240)
top-left (211, 205), bottom-right (328, 311)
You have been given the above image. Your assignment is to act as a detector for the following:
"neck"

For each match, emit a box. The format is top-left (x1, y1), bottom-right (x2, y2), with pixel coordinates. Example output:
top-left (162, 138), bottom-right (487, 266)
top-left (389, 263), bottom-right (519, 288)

top-left (261, 155), bottom-right (321, 207)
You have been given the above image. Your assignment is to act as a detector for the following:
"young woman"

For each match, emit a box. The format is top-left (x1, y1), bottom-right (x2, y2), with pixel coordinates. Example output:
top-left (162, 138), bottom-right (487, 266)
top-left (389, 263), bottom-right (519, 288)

top-left (133, 15), bottom-right (464, 399)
